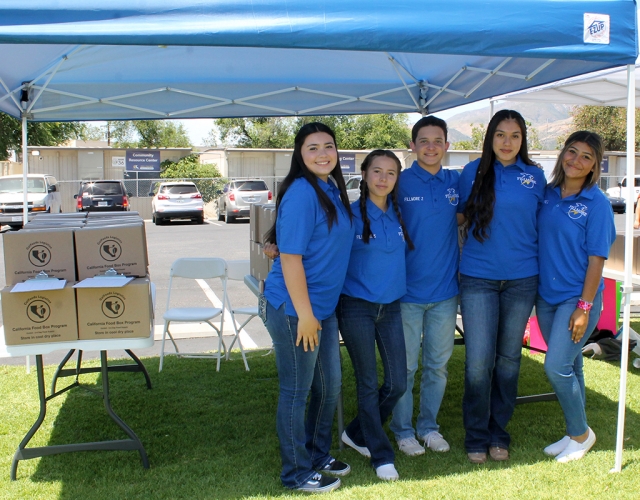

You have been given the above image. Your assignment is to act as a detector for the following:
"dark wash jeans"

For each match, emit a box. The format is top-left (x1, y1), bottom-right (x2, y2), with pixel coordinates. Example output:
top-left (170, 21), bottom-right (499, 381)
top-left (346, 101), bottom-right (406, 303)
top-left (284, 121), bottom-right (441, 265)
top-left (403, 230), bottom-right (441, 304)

top-left (263, 301), bottom-right (341, 489)
top-left (460, 274), bottom-right (537, 453)
top-left (337, 295), bottom-right (407, 468)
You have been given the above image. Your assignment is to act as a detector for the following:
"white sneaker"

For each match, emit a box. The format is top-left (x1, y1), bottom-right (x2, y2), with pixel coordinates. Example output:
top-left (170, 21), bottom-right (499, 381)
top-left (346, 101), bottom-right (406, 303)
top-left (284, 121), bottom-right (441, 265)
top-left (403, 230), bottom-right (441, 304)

top-left (341, 431), bottom-right (371, 458)
top-left (421, 431), bottom-right (450, 452)
top-left (556, 428), bottom-right (596, 463)
top-left (397, 437), bottom-right (425, 456)
top-left (544, 435), bottom-right (570, 457)
top-left (376, 463), bottom-right (399, 481)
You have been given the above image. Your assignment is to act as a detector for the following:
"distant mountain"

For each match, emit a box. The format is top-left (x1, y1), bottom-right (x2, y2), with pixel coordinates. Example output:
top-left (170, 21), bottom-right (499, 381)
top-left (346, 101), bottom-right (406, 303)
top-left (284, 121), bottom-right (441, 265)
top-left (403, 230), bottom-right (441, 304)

top-left (445, 102), bottom-right (573, 150)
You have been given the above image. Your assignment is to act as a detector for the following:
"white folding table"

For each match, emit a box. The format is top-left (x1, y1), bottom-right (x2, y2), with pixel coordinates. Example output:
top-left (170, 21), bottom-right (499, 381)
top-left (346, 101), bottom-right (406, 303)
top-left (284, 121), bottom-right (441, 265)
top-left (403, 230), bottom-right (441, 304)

top-left (2, 334), bottom-right (154, 480)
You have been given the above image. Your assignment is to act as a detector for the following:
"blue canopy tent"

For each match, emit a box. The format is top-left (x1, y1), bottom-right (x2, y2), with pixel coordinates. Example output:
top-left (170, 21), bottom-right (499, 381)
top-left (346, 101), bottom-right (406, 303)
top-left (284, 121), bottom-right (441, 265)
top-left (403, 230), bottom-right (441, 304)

top-left (0, 0), bottom-right (638, 470)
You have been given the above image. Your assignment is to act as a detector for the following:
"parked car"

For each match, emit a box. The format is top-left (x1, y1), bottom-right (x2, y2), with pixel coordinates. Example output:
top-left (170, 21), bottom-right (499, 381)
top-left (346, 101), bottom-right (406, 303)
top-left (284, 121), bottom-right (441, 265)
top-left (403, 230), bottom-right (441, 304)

top-left (151, 181), bottom-right (204, 225)
top-left (215, 179), bottom-right (272, 223)
top-left (74, 180), bottom-right (130, 212)
top-left (606, 175), bottom-right (640, 205)
top-left (0, 174), bottom-right (62, 229)
top-left (345, 175), bottom-right (362, 203)
top-left (605, 192), bottom-right (626, 214)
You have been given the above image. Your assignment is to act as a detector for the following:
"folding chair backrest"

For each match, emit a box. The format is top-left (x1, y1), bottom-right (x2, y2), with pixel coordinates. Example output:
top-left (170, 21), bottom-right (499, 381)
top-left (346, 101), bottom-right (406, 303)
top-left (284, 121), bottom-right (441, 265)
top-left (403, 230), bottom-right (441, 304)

top-left (225, 260), bottom-right (250, 282)
top-left (169, 257), bottom-right (226, 280)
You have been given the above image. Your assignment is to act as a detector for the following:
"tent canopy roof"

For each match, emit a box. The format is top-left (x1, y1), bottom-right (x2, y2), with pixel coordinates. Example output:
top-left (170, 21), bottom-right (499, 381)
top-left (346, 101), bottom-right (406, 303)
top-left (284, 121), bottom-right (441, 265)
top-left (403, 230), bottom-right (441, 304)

top-left (0, 1), bottom-right (637, 121)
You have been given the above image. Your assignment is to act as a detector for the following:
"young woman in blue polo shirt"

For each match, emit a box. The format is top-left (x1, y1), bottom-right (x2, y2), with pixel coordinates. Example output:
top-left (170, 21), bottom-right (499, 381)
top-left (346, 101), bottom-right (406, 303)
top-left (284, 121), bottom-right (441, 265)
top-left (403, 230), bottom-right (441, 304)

top-left (536, 131), bottom-right (615, 463)
top-left (337, 150), bottom-right (413, 481)
top-left (458, 109), bottom-right (546, 464)
top-left (262, 122), bottom-right (354, 493)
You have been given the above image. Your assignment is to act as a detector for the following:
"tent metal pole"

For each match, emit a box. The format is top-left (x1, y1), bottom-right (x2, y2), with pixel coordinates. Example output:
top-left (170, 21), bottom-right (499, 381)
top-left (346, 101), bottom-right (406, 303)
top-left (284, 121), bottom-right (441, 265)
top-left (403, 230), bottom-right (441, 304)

top-left (21, 113), bottom-right (28, 228)
top-left (612, 63), bottom-right (636, 474)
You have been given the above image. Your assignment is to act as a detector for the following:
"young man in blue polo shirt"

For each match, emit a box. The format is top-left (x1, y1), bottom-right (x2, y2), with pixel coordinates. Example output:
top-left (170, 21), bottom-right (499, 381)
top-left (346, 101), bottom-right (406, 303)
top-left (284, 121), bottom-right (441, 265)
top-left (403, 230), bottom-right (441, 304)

top-left (389, 116), bottom-right (460, 456)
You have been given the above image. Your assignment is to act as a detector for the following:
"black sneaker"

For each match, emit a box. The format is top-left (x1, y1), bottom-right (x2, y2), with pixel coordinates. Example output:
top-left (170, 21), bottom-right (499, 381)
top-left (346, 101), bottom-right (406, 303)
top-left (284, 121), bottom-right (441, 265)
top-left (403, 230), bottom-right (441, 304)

top-left (319, 458), bottom-right (351, 476)
top-left (296, 473), bottom-right (341, 493)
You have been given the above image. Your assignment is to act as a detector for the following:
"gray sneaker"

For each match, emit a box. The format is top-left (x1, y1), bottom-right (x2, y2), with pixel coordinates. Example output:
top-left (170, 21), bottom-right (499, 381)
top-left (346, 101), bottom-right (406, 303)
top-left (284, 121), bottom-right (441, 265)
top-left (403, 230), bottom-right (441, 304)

top-left (397, 437), bottom-right (425, 456)
top-left (421, 431), bottom-right (450, 452)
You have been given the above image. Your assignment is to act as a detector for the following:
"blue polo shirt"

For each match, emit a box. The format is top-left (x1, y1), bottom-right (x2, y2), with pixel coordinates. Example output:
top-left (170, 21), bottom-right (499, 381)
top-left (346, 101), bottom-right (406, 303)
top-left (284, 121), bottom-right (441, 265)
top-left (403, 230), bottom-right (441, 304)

top-left (458, 156), bottom-right (546, 279)
top-left (265, 177), bottom-right (354, 320)
top-left (538, 184), bottom-right (616, 305)
top-left (398, 162), bottom-right (460, 304)
top-left (342, 198), bottom-right (407, 304)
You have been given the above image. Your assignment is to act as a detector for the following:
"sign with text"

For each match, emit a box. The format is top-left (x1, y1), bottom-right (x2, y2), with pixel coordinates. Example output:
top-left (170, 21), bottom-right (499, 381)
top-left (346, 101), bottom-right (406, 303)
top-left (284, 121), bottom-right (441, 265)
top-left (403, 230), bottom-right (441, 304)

top-left (112, 156), bottom-right (125, 168)
top-left (339, 153), bottom-right (356, 173)
top-left (125, 150), bottom-right (161, 172)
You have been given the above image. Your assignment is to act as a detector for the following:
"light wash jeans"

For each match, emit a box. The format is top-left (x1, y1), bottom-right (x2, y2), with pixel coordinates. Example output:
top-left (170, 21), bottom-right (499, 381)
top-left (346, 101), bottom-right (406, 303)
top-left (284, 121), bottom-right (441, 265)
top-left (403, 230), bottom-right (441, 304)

top-left (460, 274), bottom-right (537, 453)
top-left (263, 301), bottom-right (341, 489)
top-left (390, 296), bottom-right (458, 440)
top-left (535, 291), bottom-right (602, 437)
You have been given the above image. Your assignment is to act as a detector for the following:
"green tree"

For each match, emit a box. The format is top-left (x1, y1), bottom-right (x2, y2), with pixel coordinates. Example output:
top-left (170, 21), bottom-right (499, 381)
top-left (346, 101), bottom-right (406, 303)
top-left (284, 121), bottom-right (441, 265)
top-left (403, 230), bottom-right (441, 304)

top-left (0, 112), bottom-right (85, 160)
top-left (453, 123), bottom-right (486, 150)
top-left (570, 105), bottom-right (640, 151)
top-left (526, 121), bottom-right (543, 150)
top-left (110, 120), bottom-right (192, 148)
top-left (213, 114), bottom-right (410, 150)
top-left (216, 117), bottom-right (296, 148)
top-left (160, 154), bottom-right (223, 203)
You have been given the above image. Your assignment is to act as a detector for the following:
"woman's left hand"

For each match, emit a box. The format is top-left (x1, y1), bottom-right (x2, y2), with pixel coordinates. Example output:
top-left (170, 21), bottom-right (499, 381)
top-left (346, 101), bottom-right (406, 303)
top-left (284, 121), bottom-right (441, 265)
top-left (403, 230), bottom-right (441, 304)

top-left (569, 308), bottom-right (589, 343)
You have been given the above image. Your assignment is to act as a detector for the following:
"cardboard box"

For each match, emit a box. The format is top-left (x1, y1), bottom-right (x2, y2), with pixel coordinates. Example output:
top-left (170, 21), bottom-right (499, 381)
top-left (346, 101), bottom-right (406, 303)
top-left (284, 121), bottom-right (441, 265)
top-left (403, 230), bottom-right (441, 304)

top-left (250, 240), bottom-right (272, 281)
top-left (250, 203), bottom-right (263, 243)
top-left (3, 228), bottom-right (77, 285)
top-left (259, 206), bottom-right (276, 244)
top-left (74, 223), bottom-right (149, 279)
top-left (607, 232), bottom-right (640, 274)
top-left (75, 277), bottom-right (152, 340)
top-left (1, 283), bottom-right (78, 345)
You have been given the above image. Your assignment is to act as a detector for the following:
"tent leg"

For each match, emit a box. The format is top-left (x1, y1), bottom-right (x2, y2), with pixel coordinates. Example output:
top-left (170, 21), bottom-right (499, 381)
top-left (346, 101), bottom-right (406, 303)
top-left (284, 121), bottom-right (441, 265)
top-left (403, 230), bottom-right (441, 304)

top-left (21, 113), bottom-right (28, 228)
top-left (612, 63), bottom-right (636, 474)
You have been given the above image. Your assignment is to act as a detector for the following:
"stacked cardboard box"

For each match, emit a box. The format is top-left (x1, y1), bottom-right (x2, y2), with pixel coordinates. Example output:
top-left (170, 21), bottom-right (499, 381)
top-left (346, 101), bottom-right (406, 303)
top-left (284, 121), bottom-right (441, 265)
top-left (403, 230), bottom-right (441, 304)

top-left (607, 232), bottom-right (640, 274)
top-left (2, 212), bottom-right (153, 345)
top-left (250, 204), bottom-right (276, 282)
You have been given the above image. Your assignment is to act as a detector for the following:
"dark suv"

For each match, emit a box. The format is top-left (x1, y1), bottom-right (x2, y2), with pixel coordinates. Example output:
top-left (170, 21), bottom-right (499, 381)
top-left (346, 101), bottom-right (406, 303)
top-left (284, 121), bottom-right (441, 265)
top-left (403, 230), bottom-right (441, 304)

top-left (75, 180), bottom-right (130, 212)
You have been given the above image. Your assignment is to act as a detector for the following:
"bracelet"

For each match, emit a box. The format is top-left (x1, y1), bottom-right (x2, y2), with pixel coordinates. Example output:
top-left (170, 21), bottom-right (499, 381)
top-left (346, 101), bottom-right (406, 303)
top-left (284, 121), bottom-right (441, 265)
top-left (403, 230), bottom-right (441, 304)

top-left (577, 298), bottom-right (593, 313)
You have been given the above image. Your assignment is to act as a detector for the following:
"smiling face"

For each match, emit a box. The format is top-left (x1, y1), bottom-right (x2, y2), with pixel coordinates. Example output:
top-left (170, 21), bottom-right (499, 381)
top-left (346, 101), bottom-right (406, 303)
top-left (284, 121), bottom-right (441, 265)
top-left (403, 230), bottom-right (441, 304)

top-left (410, 125), bottom-right (449, 172)
top-left (300, 131), bottom-right (338, 182)
top-left (364, 155), bottom-right (399, 205)
top-left (492, 118), bottom-right (523, 166)
top-left (562, 141), bottom-right (596, 183)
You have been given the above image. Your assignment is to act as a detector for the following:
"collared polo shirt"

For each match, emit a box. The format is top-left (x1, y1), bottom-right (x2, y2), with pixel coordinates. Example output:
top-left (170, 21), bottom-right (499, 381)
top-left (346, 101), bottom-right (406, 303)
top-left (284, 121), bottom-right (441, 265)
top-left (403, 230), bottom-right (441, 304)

top-left (265, 177), bottom-right (354, 320)
top-left (458, 156), bottom-right (546, 279)
top-left (538, 184), bottom-right (616, 305)
top-left (342, 198), bottom-right (407, 304)
top-left (398, 161), bottom-right (460, 304)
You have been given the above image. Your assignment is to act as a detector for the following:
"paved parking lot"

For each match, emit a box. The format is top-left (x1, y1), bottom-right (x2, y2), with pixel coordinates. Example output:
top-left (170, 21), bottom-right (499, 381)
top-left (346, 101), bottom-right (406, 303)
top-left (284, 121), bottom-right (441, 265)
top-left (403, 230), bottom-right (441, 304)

top-left (0, 216), bottom-right (273, 366)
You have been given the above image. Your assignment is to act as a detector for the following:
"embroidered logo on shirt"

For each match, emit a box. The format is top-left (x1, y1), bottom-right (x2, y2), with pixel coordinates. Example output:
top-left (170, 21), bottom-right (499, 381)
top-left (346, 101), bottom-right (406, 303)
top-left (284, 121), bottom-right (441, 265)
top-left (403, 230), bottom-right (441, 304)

top-left (356, 233), bottom-right (376, 240)
top-left (404, 196), bottom-right (424, 202)
top-left (398, 226), bottom-right (405, 241)
top-left (517, 173), bottom-right (536, 189)
top-left (568, 203), bottom-right (588, 220)
top-left (445, 188), bottom-right (459, 206)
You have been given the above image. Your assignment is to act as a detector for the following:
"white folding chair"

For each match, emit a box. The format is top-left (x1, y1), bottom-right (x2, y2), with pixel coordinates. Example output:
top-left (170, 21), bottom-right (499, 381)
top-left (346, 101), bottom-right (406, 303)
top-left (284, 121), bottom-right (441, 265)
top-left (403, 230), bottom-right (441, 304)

top-left (224, 260), bottom-right (258, 371)
top-left (159, 257), bottom-right (227, 372)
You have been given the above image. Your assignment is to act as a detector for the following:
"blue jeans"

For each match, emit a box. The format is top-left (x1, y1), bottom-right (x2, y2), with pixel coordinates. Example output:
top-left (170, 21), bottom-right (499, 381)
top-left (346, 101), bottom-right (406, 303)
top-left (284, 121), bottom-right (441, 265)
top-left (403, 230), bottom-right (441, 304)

top-left (535, 292), bottom-right (602, 437)
top-left (263, 301), bottom-right (341, 489)
top-left (390, 296), bottom-right (458, 440)
top-left (460, 274), bottom-right (537, 453)
top-left (337, 296), bottom-right (406, 468)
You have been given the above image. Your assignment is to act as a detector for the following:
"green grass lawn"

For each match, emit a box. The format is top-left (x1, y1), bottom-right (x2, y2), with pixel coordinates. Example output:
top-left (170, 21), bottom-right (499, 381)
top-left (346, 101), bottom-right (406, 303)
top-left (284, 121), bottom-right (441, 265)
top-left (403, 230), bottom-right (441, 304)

top-left (1, 339), bottom-right (639, 499)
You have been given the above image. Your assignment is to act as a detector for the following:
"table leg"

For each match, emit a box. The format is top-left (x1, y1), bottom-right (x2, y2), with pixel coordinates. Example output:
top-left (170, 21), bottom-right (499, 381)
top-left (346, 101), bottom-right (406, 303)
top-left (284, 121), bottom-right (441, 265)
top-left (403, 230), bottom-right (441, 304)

top-left (124, 349), bottom-right (152, 390)
top-left (11, 355), bottom-right (47, 481)
top-left (100, 351), bottom-right (149, 468)
top-left (50, 349), bottom-right (78, 395)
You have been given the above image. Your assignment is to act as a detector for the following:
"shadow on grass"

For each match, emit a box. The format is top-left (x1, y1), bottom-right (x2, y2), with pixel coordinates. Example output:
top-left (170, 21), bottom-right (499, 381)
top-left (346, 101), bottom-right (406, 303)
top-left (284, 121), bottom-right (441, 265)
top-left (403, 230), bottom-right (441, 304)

top-left (20, 346), bottom-right (640, 498)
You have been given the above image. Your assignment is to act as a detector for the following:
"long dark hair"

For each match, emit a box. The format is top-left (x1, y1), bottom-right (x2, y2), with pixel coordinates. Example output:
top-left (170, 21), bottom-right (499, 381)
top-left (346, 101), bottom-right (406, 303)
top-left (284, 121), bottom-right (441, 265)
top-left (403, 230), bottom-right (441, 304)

top-left (265, 122), bottom-right (352, 244)
top-left (550, 130), bottom-right (604, 192)
top-left (463, 109), bottom-right (535, 242)
top-left (358, 150), bottom-right (414, 250)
